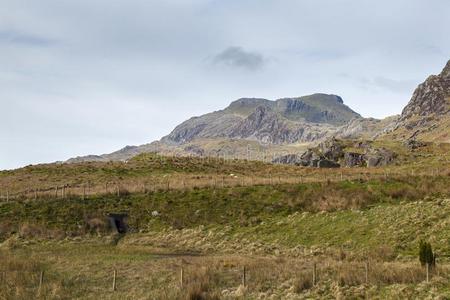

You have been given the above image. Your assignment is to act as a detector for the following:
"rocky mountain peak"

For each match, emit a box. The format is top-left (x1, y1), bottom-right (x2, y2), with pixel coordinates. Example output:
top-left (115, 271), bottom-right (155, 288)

top-left (400, 60), bottom-right (450, 121)
top-left (441, 60), bottom-right (450, 78)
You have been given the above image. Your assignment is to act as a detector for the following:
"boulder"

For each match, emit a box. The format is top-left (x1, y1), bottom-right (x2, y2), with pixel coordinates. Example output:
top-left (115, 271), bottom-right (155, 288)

top-left (365, 148), bottom-right (396, 167)
top-left (319, 137), bottom-right (345, 160)
top-left (318, 159), bottom-right (340, 168)
top-left (344, 152), bottom-right (365, 167)
top-left (404, 139), bottom-right (426, 150)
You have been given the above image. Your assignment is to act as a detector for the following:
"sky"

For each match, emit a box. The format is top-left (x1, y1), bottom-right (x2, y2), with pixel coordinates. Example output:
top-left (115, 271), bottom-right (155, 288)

top-left (1, 0), bottom-right (449, 170)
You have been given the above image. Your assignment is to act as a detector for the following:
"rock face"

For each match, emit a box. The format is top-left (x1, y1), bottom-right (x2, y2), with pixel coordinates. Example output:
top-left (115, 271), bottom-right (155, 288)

top-left (388, 59), bottom-right (450, 142)
top-left (274, 138), bottom-right (397, 168)
top-left (400, 60), bottom-right (450, 121)
top-left (162, 94), bottom-right (361, 145)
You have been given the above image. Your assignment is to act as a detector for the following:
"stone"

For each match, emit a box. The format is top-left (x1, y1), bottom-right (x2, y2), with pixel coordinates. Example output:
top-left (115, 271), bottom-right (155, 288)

top-left (365, 148), bottom-right (396, 167)
top-left (344, 152), bottom-right (365, 167)
top-left (404, 139), bottom-right (427, 150)
top-left (318, 159), bottom-right (340, 168)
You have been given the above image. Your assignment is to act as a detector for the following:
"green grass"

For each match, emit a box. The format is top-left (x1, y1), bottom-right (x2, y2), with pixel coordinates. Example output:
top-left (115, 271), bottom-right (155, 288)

top-left (1, 176), bottom-right (449, 255)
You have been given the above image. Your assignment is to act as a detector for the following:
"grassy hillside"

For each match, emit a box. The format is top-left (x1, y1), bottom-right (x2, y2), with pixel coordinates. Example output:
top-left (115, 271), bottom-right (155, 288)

top-left (1, 141), bottom-right (450, 299)
top-left (1, 176), bottom-right (449, 250)
top-left (1, 140), bottom-right (449, 198)
top-left (1, 178), bottom-right (450, 299)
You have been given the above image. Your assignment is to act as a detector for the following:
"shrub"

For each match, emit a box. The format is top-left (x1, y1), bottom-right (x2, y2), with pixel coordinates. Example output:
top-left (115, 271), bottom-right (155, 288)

top-left (419, 240), bottom-right (436, 267)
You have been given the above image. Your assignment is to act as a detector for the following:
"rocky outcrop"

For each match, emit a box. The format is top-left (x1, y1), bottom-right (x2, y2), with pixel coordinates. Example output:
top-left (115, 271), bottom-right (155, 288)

top-left (274, 138), bottom-right (397, 168)
top-left (404, 139), bottom-right (427, 150)
top-left (289, 138), bottom-right (345, 168)
top-left (344, 152), bottom-right (365, 167)
top-left (400, 60), bottom-right (450, 121)
top-left (365, 148), bottom-right (396, 167)
top-left (387, 59), bottom-right (450, 142)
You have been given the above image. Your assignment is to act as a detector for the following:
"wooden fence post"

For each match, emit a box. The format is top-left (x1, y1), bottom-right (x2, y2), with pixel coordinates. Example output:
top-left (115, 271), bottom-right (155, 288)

top-left (112, 269), bottom-right (117, 291)
top-left (6, 190), bottom-right (9, 202)
top-left (426, 263), bottom-right (429, 283)
top-left (38, 270), bottom-right (44, 294)
top-left (82, 185), bottom-right (86, 200)
top-left (55, 186), bottom-right (58, 198)
top-left (180, 267), bottom-right (184, 288)
top-left (242, 266), bottom-right (247, 287)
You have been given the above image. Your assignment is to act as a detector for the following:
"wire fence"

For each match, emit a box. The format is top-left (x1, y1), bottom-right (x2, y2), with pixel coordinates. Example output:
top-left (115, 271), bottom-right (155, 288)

top-left (0, 166), bottom-right (448, 203)
top-left (0, 261), bottom-right (447, 297)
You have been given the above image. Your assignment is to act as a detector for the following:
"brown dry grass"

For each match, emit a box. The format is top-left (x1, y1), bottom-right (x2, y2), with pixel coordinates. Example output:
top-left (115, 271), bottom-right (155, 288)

top-left (1, 242), bottom-right (449, 299)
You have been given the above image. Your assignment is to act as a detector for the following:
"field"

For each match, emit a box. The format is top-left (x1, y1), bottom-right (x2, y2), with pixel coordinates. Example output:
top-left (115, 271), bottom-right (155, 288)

top-left (1, 140), bottom-right (450, 299)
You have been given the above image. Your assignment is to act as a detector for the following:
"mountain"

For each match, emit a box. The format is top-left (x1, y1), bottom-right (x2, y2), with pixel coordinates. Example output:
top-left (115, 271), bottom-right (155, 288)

top-left (66, 59), bottom-right (450, 163)
top-left (386, 60), bottom-right (450, 142)
top-left (162, 93), bottom-right (361, 145)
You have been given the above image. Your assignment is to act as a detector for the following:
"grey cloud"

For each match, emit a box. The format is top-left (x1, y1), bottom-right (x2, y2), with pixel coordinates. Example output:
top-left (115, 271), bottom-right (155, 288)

top-left (213, 47), bottom-right (265, 71)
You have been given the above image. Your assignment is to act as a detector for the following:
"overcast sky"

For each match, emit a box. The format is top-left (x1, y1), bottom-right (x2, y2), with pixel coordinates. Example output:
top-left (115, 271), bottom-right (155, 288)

top-left (1, 0), bottom-right (449, 170)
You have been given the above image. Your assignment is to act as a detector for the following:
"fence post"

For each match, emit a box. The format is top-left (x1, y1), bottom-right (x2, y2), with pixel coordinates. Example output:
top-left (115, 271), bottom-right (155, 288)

top-left (55, 186), bottom-right (58, 198)
top-left (313, 263), bottom-right (317, 286)
top-left (426, 263), bottom-right (429, 283)
top-left (242, 266), bottom-right (247, 287)
top-left (38, 270), bottom-right (44, 294)
top-left (180, 267), bottom-right (184, 288)
top-left (112, 269), bottom-right (117, 291)
top-left (82, 185), bottom-right (86, 200)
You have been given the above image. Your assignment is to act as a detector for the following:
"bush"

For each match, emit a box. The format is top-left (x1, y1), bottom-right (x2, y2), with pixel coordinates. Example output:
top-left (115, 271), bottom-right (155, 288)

top-left (419, 240), bottom-right (436, 267)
